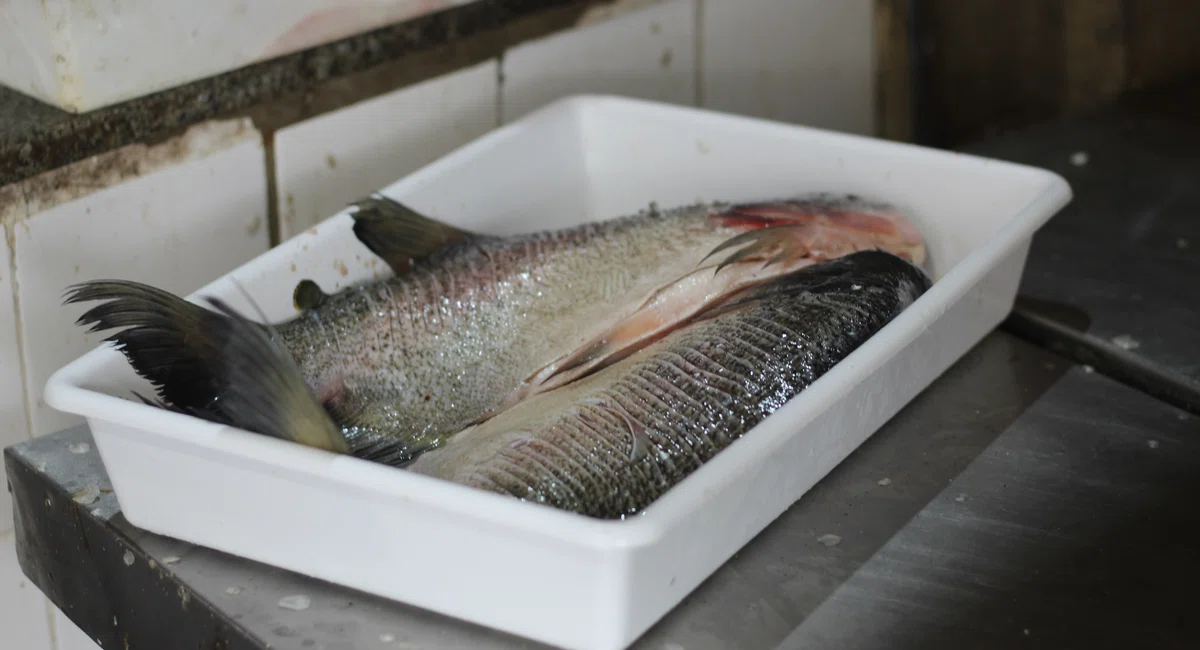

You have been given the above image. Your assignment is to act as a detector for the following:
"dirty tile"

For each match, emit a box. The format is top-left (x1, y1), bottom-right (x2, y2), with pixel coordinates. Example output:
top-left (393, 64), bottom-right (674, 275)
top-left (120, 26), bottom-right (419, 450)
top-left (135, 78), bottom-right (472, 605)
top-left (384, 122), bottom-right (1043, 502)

top-left (0, 535), bottom-right (55, 650)
top-left (700, 0), bottom-right (874, 134)
top-left (0, 215), bottom-right (30, 536)
top-left (275, 60), bottom-right (499, 240)
top-left (501, 0), bottom-right (696, 122)
top-left (53, 607), bottom-right (101, 650)
top-left (15, 126), bottom-right (270, 438)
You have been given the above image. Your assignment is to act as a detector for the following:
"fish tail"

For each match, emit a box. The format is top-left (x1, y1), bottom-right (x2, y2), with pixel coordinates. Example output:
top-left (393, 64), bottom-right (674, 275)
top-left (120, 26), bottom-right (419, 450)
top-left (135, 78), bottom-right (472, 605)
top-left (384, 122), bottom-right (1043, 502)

top-left (201, 297), bottom-right (348, 454)
top-left (64, 280), bottom-right (347, 454)
top-left (65, 280), bottom-right (233, 416)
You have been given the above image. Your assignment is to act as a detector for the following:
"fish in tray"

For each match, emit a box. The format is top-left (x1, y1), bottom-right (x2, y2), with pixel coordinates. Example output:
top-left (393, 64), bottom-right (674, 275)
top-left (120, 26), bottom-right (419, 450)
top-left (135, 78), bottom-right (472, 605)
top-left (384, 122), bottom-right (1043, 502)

top-left (405, 250), bottom-right (931, 518)
top-left (205, 249), bottom-right (931, 518)
top-left (63, 193), bottom-right (926, 470)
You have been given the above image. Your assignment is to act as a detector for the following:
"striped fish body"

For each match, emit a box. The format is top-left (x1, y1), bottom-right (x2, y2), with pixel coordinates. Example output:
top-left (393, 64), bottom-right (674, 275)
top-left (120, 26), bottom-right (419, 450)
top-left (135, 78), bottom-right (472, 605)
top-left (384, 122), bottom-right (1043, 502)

top-left (407, 251), bottom-right (932, 518)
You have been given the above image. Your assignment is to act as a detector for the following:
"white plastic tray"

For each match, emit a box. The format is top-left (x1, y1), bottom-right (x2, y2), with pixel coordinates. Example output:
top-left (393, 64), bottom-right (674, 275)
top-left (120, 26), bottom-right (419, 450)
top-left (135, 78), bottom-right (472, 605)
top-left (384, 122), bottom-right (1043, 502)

top-left (45, 95), bottom-right (1071, 650)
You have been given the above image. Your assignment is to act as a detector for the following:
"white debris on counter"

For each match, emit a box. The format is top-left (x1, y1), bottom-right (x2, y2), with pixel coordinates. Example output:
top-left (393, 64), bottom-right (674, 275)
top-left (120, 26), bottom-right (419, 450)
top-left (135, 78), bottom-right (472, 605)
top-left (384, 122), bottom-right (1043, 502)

top-left (123, 551), bottom-right (134, 566)
top-left (162, 556), bottom-right (181, 565)
top-left (72, 484), bottom-right (100, 505)
top-left (1148, 440), bottom-right (1160, 449)
top-left (877, 477), bottom-right (891, 486)
top-left (225, 586), bottom-right (242, 596)
top-left (278, 594), bottom-right (311, 611)
top-left (1111, 334), bottom-right (1140, 351)
top-left (955, 493), bottom-right (968, 503)
top-left (68, 442), bottom-right (91, 454)
top-left (817, 534), bottom-right (842, 547)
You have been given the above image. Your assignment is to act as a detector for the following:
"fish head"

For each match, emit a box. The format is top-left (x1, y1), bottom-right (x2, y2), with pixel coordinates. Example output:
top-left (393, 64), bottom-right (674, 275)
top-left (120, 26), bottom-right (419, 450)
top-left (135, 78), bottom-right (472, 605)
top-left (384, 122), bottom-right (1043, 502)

top-left (716, 195), bottom-right (927, 268)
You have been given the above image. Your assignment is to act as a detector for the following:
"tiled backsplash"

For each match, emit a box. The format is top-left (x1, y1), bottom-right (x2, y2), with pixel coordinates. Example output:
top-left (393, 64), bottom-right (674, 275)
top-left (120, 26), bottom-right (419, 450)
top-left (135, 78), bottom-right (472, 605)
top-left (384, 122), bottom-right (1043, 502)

top-left (0, 1), bottom-right (875, 647)
top-left (501, 0), bottom-right (696, 121)
top-left (275, 59), bottom-right (501, 240)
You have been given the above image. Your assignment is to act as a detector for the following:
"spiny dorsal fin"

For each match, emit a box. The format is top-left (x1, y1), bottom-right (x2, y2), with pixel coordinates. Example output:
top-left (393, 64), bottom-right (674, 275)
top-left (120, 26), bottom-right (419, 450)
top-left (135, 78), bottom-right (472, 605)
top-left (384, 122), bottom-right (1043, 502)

top-left (292, 279), bottom-right (329, 312)
top-left (349, 194), bottom-right (476, 274)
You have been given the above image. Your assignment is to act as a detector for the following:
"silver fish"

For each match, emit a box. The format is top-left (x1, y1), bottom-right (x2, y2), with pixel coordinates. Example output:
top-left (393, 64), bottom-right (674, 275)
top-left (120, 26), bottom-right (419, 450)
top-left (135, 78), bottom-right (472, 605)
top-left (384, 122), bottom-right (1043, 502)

top-left (406, 250), bottom-right (931, 518)
top-left (65, 195), bottom-right (926, 466)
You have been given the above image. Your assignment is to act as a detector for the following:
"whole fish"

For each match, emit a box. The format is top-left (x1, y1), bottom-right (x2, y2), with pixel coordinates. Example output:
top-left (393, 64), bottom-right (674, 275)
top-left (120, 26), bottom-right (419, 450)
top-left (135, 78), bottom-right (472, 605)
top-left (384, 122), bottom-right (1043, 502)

top-left (205, 250), bottom-right (931, 518)
top-left (66, 194), bottom-right (926, 465)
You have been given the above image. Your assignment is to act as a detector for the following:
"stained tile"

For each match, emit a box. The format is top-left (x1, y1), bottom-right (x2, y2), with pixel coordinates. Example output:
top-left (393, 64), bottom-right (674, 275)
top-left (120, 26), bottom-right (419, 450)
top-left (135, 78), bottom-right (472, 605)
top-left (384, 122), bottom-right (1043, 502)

top-left (275, 60), bottom-right (499, 240)
top-left (501, 0), bottom-right (696, 122)
top-left (701, 0), bottom-right (874, 134)
top-left (15, 122), bottom-right (270, 437)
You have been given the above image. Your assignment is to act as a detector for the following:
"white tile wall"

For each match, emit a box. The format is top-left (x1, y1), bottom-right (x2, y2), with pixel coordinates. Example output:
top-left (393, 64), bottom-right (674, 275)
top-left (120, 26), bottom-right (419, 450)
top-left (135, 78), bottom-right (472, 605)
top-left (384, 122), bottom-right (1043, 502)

top-left (0, 225), bottom-right (30, 537)
top-left (53, 608), bottom-right (99, 650)
top-left (275, 60), bottom-right (500, 240)
top-left (14, 123), bottom-right (270, 438)
top-left (0, 536), bottom-right (54, 650)
top-left (700, 0), bottom-right (875, 135)
top-left (501, 0), bottom-right (696, 122)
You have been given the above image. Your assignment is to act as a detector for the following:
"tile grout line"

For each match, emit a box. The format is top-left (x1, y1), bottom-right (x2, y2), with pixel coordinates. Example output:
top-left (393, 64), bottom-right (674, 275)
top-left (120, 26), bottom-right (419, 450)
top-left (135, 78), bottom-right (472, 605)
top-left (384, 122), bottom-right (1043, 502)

top-left (495, 52), bottom-right (507, 126)
top-left (6, 182), bottom-right (60, 650)
top-left (7, 183), bottom-right (35, 445)
top-left (693, 0), bottom-right (704, 107)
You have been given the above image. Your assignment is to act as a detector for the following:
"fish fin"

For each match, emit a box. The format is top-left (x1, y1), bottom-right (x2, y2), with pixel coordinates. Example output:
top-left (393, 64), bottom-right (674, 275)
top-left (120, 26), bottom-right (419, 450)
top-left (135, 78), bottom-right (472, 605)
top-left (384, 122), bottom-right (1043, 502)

top-left (349, 194), bottom-right (477, 274)
top-left (706, 196), bottom-right (927, 269)
top-left (202, 297), bottom-right (348, 454)
top-left (64, 280), bottom-right (237, 416)
top-left (525, 251), bottom-right (823, 393)
top-left (697, 250), bottom-right (932, 322)
top-left (292, 279), bottom-right (329, 311)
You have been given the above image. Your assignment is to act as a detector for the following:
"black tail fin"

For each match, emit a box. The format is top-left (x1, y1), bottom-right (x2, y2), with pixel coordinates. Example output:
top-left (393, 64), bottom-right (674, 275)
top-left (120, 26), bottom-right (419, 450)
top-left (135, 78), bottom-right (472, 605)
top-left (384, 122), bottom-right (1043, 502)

top-left (203, 297), bottom-right (347, 453)
top-left (65, 280), bottom-right (237, 418)
top-left (64, 280), bottom-right (347, 454)
top-left (349, 195), bottom-right (477, 274)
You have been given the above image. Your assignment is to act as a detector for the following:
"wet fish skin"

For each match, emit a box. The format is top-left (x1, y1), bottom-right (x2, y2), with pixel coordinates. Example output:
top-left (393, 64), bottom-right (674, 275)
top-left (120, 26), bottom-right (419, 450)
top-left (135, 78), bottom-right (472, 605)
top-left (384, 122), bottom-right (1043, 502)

top-left (64, 194), bottom-right (926, 465)
top-left (272, 194), bottom-right (927, 465)
top-left (406, 250), bottom-right (932, 519)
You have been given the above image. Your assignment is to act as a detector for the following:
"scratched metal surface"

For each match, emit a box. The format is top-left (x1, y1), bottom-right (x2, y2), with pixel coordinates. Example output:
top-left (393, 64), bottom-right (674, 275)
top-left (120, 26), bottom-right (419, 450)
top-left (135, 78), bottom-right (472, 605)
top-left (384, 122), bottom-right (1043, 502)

top-left (776, 364), bottom-right (1199, 650)
top-left (965, 113), bottom-right (1200, 382)
top-left (7, 331), bottom-right (1078, 650)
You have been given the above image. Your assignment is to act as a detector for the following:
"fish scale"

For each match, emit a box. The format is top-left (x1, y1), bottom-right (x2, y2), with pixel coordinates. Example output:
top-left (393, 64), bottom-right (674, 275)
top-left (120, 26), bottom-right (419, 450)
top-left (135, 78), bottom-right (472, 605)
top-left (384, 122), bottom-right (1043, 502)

top-left (65, 194), bottom-right (927, 464)
top-left (408, 251), bottom-right (931, 518)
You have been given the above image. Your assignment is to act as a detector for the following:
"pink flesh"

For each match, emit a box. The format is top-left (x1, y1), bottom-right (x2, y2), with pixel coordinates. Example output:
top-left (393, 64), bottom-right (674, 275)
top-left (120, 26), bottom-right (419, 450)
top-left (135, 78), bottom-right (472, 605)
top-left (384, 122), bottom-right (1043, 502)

top-left (480, 199), bottom-right (928, 417)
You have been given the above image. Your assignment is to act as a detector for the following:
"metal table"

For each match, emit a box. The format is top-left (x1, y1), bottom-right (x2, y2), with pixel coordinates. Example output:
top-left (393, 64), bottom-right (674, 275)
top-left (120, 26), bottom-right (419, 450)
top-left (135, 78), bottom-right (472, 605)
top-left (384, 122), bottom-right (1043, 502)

top-left (8, 109), bottom-right (1200, 650)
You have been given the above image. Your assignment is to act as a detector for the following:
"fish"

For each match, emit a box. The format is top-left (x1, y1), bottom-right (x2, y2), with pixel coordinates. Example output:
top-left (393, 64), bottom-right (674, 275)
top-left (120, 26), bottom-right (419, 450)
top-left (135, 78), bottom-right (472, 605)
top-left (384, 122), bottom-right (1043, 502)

top-left (204, 250), bottom-right (932, 518)
top-left (64, 194), bottom-right (927, 466)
